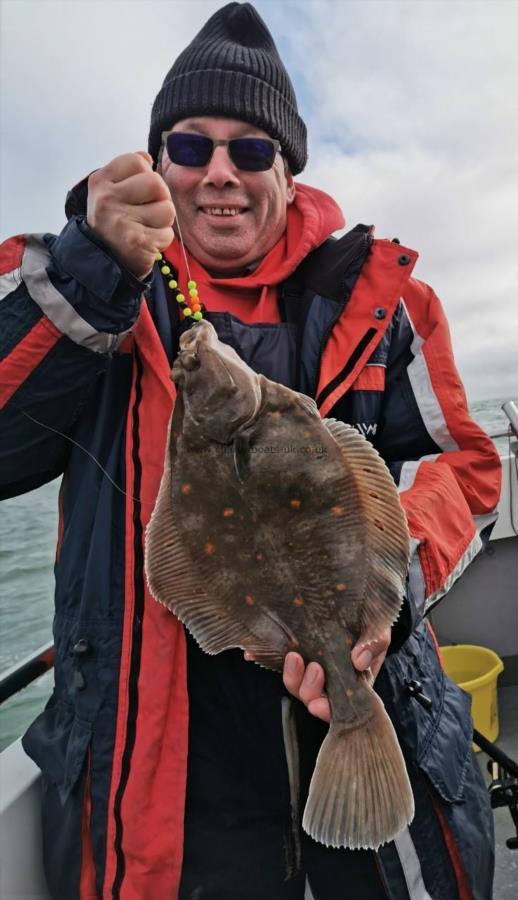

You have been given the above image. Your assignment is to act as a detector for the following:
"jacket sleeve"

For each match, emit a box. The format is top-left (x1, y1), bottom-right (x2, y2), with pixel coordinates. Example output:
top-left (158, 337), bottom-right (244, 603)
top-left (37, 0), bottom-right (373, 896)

top-left (375, 279), bottom-right (501, 642)
top-left (0, 217), bottom-right (148, 499)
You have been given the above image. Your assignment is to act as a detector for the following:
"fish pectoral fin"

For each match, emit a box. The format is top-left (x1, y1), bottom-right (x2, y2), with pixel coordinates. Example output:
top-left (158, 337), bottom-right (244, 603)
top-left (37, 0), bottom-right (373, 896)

top-left (233, 432), bottom-right (252, 483)
top-left (295, 392), bottom-right (320, 419)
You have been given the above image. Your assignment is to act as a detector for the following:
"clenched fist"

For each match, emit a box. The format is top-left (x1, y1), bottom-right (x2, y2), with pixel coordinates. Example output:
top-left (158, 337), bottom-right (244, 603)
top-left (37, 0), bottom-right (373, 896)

top-left (87, 152), bottom-right (175, 280)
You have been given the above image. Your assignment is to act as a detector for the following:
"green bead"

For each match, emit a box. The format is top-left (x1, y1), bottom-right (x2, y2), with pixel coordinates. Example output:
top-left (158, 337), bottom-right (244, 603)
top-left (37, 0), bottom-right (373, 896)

top-left (182, 307), bottom-right (193, 317)
top-left (193, 311), bottom-right (203, 321)
top-left (155, 251), bottom-right (162, 261)
top-left (168, 279), bottom-right (178, 289)
top-left (187, 280), bottom-right (197, 290)
top-left (161, 265), bottom-right (171, 275)
top-left (176, 293), bottom-right (185, 303)
top-left (189, 288), bottom-right (198, 297)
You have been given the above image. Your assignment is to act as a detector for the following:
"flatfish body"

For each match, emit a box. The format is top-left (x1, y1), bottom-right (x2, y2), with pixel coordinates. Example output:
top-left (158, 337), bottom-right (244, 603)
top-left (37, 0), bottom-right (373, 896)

top-left (145, 319), bottom-right (414, 850)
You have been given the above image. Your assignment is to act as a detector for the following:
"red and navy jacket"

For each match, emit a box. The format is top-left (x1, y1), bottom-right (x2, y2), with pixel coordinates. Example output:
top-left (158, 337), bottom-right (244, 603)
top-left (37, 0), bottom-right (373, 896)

top-left (0, 212), bottom-right (501, 900)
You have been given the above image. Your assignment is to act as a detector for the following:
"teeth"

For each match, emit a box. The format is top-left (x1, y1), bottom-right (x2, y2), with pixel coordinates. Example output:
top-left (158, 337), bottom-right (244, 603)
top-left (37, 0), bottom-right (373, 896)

top-left (203, 207), bottom-right (243, 216)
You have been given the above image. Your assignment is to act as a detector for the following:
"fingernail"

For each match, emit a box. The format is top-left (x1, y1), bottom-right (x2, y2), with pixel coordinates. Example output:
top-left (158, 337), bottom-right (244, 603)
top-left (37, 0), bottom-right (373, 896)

top-left (356, 649), bottom-right (373, 670)
top-left (307, 664), bottom-right (319, 684)
top-left (285, 654), bottom-right (297, 674)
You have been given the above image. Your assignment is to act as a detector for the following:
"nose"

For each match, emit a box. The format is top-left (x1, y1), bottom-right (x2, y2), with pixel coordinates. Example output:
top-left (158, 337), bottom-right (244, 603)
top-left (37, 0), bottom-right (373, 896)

top-left (201, 145), bottom-right (240, 189)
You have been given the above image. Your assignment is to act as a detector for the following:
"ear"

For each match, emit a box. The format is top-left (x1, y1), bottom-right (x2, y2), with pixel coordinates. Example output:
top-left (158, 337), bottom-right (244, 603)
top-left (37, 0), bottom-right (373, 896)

top-left (285, 166), bottom-right (296, 205)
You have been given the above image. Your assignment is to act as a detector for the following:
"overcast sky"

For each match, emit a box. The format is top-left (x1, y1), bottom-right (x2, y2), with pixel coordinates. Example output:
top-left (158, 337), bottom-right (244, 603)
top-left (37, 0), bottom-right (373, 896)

top-left (1, 0), bottom-right (516, 402)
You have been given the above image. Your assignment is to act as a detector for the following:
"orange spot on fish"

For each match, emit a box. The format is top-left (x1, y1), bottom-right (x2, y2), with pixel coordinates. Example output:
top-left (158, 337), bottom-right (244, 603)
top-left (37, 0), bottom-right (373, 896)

top-left (346, 689), bottom-right (354, 699)
top-left (303, 430), bottom-right (311, 438)
top-left (290, 499), bottom-right (301, 509)
top-left (223, 508), bottom-right (234, 517)
top-left (293, 595), bottom-right (304, 606)
top-left (335, 583), bottom-right (347, 592)
top-left (344, 635), bottom-right (353, 646)
top-left (181, 483), bottom-right (192, 495)
top-left (255, 552), bottom-right (264, 561)
top-left (289, 638), bottom-right (299, 649)
top-left (331, 505), bottom-right (344, 516)
top-left (204, 542), bottom-right (215, 555)
top-left (245, 595), bottom-right (255, 606)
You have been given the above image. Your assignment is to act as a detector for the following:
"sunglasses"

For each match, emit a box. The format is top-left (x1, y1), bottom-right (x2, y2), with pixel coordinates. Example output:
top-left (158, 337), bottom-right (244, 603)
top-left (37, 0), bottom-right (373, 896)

top-left (162, 132), bottom-right (282, 172)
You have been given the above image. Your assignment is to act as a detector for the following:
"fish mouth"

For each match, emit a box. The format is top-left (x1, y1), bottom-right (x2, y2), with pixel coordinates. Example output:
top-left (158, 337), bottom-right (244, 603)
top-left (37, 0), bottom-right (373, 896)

top-left (172, 344), bottom-right (236, 393)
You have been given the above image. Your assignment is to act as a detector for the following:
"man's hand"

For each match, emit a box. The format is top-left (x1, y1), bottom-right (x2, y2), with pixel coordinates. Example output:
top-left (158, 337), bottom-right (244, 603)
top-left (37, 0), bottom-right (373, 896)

top-left (279, 629), bottom-right (391, 724)
top-left (86, 152), bottom-right (175, 280)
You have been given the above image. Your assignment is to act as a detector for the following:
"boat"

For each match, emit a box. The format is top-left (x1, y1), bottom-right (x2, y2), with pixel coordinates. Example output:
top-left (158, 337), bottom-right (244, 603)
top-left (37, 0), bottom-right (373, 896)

top-left (1, 404), bottom-right (517, 899)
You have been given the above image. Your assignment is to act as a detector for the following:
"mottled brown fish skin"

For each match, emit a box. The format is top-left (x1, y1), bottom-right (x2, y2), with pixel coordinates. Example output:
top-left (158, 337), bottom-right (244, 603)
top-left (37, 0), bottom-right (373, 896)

top-left (145, 319), bottom-right (414, 851)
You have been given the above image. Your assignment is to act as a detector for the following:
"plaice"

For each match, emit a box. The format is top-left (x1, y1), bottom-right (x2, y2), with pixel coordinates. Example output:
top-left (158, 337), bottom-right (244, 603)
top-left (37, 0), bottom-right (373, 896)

top-left (145, 318), bottom-right (414, 850)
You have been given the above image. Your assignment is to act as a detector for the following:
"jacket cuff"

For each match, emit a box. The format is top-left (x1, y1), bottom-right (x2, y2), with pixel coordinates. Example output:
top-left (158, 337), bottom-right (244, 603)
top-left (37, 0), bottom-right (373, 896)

top-left (49, 216), bottom-right (150, 302)
top-left (41, 217), bottom-right (151, 339)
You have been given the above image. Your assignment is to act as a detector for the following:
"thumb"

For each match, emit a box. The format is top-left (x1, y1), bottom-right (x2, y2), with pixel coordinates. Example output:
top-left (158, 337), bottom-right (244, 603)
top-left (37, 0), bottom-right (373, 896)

top-left (135, 150), bottom-right (154, 167)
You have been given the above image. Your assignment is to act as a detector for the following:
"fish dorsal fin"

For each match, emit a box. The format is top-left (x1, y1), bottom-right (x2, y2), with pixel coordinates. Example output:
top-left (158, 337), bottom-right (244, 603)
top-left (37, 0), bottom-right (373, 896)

top-left (322, 417), bottom-right (410, 638)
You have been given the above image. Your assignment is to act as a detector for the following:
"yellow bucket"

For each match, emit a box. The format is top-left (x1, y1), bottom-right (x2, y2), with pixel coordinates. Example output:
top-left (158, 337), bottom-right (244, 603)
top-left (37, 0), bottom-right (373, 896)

top-left (440, 644), bottom-right (504, 749)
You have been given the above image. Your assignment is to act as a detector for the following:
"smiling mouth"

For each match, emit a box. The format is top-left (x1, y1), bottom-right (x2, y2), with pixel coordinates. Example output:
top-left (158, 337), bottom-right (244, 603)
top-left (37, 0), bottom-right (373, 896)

top-left (199, 206), bottom-right (248, 217)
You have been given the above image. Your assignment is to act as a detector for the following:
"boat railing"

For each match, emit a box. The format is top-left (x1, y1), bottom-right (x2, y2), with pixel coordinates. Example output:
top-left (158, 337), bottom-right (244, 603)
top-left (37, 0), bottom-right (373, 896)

top-left (0, 642), bottom-right (54, 705)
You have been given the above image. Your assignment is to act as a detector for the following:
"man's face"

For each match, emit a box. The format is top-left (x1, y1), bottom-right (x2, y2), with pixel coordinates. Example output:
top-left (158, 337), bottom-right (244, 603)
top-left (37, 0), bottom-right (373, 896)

top-left (159, 117), bottom-right (296, 273)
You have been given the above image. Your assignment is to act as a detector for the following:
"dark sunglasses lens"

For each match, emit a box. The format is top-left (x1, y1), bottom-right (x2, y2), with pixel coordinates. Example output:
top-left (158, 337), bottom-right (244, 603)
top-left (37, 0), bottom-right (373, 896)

top-left (229, 138), bottom-right (276, 171)
top-left (166, 133), bottom-right (213, 167)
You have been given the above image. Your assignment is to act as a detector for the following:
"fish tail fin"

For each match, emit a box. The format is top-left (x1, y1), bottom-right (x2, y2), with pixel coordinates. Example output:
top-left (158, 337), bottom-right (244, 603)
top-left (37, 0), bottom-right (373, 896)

top-left (302, 689), bottom-right (414, 850)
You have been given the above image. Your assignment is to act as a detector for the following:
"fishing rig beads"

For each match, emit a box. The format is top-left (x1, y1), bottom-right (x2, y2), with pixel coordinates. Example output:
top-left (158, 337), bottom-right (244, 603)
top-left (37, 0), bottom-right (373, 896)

top-left (155, 252), bottom-right (204, 321)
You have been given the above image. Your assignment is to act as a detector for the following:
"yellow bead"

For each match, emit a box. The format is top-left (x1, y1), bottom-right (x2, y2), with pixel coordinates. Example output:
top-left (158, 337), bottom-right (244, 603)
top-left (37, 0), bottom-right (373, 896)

top-left (187, 280), bottom-right (197, 290)
top-left (155, 251), bottom-right (163, 261)
top-left (176, 293), bottom-right (185, 303)
top-left (161, 265), bottom-right (171, 275)
top-left (183, 307), bottom-right (193, 317)
top-left (189, 288), bottom-right (198, 297)
top-left (193, 311), bottom-right (203, 321)
top-left (168, 279), bottom-right (178, 289)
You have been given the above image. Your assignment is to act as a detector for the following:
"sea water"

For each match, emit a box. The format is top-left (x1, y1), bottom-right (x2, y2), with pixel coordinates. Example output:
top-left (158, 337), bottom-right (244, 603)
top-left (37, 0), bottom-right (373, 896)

top-left (0, 397), bottom-right (515, 750)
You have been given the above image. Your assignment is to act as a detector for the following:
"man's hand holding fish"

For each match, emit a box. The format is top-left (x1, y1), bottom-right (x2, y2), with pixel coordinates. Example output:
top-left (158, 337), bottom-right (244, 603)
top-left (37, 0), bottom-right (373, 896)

top-left (281, 630), bottom-right (391, 724)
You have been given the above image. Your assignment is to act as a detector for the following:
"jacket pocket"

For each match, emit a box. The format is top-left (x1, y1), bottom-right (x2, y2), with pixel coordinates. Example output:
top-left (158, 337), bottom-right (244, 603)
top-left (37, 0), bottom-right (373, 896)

top-left (22, 696), bottom-right (91, 804)
top-left (416, 675), bottom-right (473, 802)
top-left (381, 623), bottom-right (473, 803)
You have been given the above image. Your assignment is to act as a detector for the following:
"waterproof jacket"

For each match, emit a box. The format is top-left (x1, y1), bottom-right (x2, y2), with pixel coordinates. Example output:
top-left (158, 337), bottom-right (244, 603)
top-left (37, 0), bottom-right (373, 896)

top-left (0, 200), bottom-right (501, 900)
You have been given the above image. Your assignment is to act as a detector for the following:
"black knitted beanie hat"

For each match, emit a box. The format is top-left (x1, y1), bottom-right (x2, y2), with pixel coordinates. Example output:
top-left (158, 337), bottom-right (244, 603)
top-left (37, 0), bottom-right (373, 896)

top-left (148, 2), bottom-right (307, 174)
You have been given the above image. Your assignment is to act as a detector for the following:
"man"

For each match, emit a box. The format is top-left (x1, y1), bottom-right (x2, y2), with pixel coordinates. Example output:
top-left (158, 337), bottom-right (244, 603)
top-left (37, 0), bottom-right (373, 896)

top-left (0, 3), bottom-right (501, 899)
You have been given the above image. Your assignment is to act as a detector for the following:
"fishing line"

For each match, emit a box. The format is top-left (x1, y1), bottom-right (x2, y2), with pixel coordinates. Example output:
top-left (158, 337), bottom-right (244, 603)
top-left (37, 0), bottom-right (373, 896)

top-left (173, 204), bottom-right (196, 286)
top-left (8, 400), bottom-right (152, 507)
